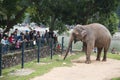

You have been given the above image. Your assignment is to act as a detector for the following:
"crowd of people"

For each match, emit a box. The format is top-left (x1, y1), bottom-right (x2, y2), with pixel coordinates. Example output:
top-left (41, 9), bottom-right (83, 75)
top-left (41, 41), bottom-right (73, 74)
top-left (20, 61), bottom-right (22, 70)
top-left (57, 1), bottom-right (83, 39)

top-left (0, 29), bottom-right (58, 54)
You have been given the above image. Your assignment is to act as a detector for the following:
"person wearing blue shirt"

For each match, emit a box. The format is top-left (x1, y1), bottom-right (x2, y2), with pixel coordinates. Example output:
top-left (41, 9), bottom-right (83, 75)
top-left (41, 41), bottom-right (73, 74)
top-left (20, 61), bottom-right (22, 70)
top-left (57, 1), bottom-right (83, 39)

top-left (5, 36), bottom-right (9, 53)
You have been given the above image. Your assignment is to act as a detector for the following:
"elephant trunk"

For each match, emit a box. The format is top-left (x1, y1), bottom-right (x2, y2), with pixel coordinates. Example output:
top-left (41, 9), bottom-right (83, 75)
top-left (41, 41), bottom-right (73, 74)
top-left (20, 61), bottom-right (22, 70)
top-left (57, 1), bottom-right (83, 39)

top-left (63, 36), bottom-right (73, 60)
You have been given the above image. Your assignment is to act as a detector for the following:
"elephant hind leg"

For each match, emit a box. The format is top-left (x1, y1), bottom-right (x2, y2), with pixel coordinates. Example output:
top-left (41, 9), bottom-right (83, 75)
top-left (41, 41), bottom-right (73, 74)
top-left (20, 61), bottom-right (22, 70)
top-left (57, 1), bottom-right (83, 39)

top-left (96, 47), bottom-right (103, 61)
top-left (102, 47), bottom-right (109, 61)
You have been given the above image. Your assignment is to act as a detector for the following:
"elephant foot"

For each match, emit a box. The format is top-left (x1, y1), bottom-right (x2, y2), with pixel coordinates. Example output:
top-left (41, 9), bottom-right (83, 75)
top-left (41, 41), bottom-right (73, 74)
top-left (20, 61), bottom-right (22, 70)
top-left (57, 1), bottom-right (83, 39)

top-left (85, 60), bottom-right (91, 64)
top-left (96, 58), bottom-right (100, 61)
top-left (102, 59), bottom-right (106, 62)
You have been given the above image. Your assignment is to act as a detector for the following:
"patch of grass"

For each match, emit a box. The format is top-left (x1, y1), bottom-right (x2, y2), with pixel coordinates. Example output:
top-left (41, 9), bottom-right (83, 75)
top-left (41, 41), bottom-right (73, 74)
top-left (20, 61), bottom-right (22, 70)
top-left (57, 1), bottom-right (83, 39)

top-left (0, 52), bottom-right (83, 80)
top-left (112, 77), bottom-right (120, 80)
top-left (93, 53), bottom-right (120, 60)
top-left (107, 53), bottom-right (120, 60)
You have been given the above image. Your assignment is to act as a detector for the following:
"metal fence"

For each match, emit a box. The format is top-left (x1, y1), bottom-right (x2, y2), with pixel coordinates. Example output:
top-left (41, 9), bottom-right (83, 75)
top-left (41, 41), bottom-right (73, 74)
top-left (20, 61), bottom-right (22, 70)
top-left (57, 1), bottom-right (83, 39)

top-left (0, 37), bottom-right (65, 76)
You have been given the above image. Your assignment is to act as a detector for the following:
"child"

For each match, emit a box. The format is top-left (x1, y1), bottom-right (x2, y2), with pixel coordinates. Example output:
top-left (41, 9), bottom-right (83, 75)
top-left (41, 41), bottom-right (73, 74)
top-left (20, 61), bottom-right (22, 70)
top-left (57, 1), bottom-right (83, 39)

top-left (15, 40), bottom-right (20, 49)
top-left (57, 43), bottom-right (61, 51)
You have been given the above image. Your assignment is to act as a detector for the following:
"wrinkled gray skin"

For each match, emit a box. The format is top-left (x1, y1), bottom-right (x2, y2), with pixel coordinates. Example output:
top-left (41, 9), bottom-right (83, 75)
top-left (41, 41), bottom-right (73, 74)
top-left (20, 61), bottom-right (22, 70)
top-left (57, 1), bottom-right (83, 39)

top-left (64, 23), bottom-right (111, 64)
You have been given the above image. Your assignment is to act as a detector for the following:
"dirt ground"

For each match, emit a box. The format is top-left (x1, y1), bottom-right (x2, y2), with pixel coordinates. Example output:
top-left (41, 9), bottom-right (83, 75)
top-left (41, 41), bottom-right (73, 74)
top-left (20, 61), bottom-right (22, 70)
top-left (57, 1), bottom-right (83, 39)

top-left (31, 56), bottom-right (120, 80)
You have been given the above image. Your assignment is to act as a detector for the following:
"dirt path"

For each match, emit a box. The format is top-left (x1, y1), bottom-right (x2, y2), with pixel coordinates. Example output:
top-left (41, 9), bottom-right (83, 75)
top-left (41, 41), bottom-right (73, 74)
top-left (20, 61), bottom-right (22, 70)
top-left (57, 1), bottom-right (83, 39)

top-left (31, 56), bottom-right (120, 80)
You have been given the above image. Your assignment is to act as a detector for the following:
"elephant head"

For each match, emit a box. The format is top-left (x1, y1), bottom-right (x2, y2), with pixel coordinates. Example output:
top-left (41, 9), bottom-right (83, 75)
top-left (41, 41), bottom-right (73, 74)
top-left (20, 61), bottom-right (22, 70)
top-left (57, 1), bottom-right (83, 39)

top-left (63, 24), bottom-right (87, 60)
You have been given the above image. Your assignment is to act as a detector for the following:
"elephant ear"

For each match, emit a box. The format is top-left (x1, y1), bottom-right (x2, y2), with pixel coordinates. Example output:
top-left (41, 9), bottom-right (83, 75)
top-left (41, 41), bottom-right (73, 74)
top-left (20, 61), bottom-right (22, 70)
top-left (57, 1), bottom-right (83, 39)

top-left (74, 24), bottom-right (87, 38)
top-left (77, 25), bottom-right (87, 38)
top-left (81, 30), bottom-right (87, 38)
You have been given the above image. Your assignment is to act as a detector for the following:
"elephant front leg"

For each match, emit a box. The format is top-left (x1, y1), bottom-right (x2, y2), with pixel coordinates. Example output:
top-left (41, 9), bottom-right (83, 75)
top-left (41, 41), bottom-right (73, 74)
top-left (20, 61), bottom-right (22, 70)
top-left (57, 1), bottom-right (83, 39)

top-left (85, 45), bottom-right (93, 64)
top-left (85, 55), bottom-right (91, 64)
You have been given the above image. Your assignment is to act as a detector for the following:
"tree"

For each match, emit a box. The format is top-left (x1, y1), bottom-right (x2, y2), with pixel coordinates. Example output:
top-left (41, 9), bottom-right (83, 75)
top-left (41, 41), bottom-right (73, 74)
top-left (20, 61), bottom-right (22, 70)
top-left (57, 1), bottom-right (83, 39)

top-left (0, 0), bottom-right (31, 32)
top-left (30, 0), bottom-right (120, 34)
top-left (117, 5), bottom-right (120, 29)
top-left (28, 0), bottom-right (68, 33)
top-left (0, 0), bottom-right (119, 34)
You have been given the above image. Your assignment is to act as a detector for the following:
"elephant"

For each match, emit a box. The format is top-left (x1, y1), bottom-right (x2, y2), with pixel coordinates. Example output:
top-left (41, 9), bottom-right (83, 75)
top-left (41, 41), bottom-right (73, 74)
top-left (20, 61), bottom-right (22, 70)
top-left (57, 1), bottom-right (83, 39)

top-left (63, 23), bottom-right (111, 64)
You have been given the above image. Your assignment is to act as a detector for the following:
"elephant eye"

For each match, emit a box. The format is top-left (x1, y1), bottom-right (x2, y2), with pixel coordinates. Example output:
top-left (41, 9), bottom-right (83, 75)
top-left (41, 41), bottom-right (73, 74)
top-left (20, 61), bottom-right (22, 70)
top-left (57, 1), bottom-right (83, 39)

top-left (72, 33), bottom-right (76, 38)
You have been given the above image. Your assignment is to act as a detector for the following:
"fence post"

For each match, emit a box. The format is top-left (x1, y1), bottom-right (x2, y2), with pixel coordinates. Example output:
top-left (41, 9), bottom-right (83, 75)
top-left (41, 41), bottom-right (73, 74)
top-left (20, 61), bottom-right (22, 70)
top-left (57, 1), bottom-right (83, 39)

top-left (0, 44), bottom-right (2, 76)
top-left (21, 41), bottom-right (25, 68)
top-left (37, 38), bottom-right (40, 63)
top-left (61, 37), bottom-right (64, 54)
top-left (50, 38), bottom-right (53, 59)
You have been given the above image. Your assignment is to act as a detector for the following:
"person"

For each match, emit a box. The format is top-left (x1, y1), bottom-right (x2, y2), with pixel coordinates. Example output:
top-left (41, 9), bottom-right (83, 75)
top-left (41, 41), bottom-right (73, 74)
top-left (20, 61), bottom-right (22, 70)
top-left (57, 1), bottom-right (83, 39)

top-left (25, 31), bottom-right (30, 47)
top-left (41, 35), bottom-right (45, 44)
top-left (111, 48), bottom-right (117, 54)
top-left (9, 33), bottom-right (16, 51)
top-left (53, 34), bottom-right (58, 49)
top-left (19, 32), bottom-right (25, 41)
top-left (44, 30), bottom-right (49, 44)
top-left (93, 47), bottom-right (97, 53)
top-left (48, 29), bottom-right (54, 38)
top-left (33, 30), bottom-right (36, 40)
top-left (14, 29), bottom-right (18, 34)
top-left (13, 31), bottom-right (18, 41)
top-left (5, 36), bottom-right (9, 53)
top-left (1, 36), bottom-right (7, 54)
top-left (3, 31), bottom-right (9, 38)
top-left (36, 31), bottom-right (41, 39)
top-left (25, 31), bottom-right (30, 41)
top-left (15, 40), bottom-right (20, 49)
top-left (29, 30), bottom-right (34, 40)
top-left (57, 43), bottom-right (61, 52)
top-left (36, 31), bottom-right (41, 46)
top-left (9, 33), bottom-right (15, 44)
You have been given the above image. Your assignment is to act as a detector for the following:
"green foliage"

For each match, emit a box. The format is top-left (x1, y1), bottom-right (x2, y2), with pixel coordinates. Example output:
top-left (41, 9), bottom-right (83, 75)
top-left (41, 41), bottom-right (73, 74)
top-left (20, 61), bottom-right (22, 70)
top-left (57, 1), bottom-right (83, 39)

top-left (0, 0), bottom-right (120, 33)
top-left (0, 0), bottom-right (30, 31)
top-left (106, 13), bottom-right (119, 35)
top-left (29, 0), bottom-right (120, 34)
top-left (30, 0), bottom-right (68, 32)
top-left (117, 6), bottom-right (120, 19)
top-left (54, 20), bottom-right (67, 34)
